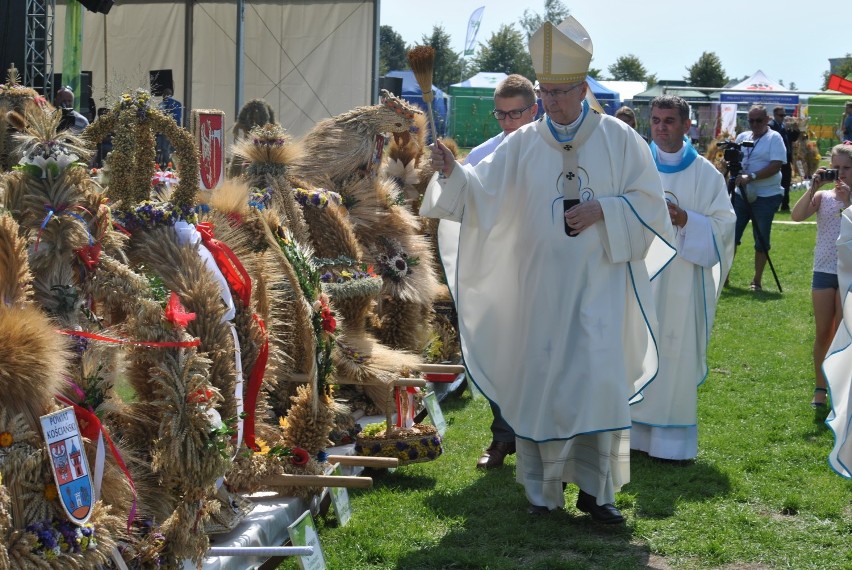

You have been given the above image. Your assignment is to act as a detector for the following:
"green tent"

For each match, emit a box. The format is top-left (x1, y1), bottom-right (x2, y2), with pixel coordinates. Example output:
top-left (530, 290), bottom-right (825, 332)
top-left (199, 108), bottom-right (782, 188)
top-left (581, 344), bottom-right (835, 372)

top-left (807, 94), bottom-right (849, 155)
top-left (447, 72), bottom-right (508, 148)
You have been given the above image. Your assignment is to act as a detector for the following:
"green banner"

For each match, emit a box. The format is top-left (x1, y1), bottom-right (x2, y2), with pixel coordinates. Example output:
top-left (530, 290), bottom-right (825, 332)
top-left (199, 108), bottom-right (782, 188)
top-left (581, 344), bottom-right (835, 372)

top-left (62, 0), bottom-right (84, 111)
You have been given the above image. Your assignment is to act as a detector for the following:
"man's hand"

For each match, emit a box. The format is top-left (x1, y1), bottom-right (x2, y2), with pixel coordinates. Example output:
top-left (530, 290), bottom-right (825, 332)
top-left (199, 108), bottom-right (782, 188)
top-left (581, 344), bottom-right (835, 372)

top-left (667, 201), bottom-right (687, 227)
top-left (564, 199), bottom-right (603, 235)
top-left (430, 139), bottom-right (455, 178)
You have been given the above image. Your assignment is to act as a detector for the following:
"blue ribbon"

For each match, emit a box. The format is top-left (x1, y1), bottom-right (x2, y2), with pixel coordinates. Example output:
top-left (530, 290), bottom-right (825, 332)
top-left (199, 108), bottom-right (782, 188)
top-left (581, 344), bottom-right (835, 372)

top-left (650, 137), bottom-right (698, 173)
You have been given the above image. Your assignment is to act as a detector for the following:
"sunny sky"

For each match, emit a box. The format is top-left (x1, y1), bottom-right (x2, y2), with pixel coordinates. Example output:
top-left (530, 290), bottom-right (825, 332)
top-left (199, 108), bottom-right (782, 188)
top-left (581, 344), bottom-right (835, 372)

top-left (380, 0), bottom-right (833, 93)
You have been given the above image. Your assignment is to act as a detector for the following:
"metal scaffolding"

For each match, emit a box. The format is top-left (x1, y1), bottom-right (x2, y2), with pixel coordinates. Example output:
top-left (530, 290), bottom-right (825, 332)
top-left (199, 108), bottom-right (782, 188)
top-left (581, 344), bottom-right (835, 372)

top-left (24, 0), bottom-right (55, 97)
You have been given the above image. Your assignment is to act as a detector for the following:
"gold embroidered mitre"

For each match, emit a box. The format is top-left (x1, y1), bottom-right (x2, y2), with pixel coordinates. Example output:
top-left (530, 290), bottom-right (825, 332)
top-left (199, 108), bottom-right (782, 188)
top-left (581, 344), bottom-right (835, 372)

top-left (529, 17), bottom-right (593, 84)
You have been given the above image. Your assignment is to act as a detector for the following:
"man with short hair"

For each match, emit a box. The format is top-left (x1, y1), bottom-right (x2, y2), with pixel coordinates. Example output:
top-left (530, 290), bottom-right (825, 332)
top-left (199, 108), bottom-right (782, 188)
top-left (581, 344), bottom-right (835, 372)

top-left (842, 101), bottom-right (852, 143)
top-left (423, 17), bottom-right (674, 524)
top-left (438, 74), bottom-right (538, 471)
top-left (768, 105), bottom-right (798, 212)
top-left (630, 95), bottom-right (735, 461)
top-left (732, 105), bottom-right (786, 291)
top-left (54, 87), bottom-right (89, 134)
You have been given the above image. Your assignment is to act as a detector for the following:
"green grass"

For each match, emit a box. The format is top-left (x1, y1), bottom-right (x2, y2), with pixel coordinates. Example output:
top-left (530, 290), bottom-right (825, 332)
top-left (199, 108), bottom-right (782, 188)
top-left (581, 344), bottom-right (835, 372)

top-left (279, 189), bottom-right (852, 569)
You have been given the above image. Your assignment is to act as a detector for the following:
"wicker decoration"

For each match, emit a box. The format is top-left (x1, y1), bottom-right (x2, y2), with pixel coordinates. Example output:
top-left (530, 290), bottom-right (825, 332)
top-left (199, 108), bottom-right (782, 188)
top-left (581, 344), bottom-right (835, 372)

top-left (0, 64), bottom-right (39, 171)
top-left (354, 423), bottom-right (442, 466)
top-left (84, 89), bottom-right (199, 209)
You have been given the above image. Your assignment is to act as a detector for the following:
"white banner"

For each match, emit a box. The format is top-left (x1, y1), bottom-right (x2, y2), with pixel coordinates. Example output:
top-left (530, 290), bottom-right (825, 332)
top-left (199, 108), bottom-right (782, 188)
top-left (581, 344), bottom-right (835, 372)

top-left (463, 6), bottom-right (485, 56)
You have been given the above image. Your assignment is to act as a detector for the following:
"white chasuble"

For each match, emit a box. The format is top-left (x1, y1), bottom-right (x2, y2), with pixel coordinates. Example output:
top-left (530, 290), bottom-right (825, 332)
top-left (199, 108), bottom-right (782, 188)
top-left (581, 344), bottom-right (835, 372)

top-left (421, 111), bottom-right (675, 447)
top-left (631, 149), bottom-right (735, 454)
top-left (824, 207), bottom-right (852, 478)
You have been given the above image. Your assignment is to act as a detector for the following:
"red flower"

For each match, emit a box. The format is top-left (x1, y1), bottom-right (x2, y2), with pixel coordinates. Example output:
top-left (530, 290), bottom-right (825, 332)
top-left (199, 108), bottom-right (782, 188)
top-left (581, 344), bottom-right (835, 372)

top-left (165, 291), bottom-right (196, 328)
top-left (188, 387), bottom-right (214, 403)
top-left (290, 447), bottom-right (311, 466)
top-left (320, 307), bottom-right (336, 334)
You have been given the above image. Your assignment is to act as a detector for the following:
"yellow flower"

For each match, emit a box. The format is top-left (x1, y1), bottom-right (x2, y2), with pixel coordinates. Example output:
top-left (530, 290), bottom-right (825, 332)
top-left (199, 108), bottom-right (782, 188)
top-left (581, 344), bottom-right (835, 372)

top-left (278, 416), bottom-right (289, 429)
top-left (0, 432), bottom-right (12, 447)
top-left (44, 484), bottom-right (58, 501)
top-left (254, 438), bottom-right (271, 455)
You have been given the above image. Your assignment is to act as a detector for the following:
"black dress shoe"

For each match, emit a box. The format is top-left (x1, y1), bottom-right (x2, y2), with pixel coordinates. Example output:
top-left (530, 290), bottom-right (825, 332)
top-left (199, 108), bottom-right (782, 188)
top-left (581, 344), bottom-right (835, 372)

top-left (576, 490), bottom-right (624, 524)
top-left (476, 440), bottom-right (516, 469)
top-left (527, 504), bottom-right (551, 515)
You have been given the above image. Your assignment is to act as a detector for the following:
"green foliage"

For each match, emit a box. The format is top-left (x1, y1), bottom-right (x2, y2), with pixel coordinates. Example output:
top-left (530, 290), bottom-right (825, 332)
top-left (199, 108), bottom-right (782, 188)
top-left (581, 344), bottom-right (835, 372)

top-left (279, 193), bottom-right (852, 569)
top-left (823, 53), bottom-right (852, 89)
top-left (469, 24), bottom-right (534, 80)
top-left (608, 54), bottom-right (656, 85)
top-left (685, 51), bottom-right (728, 88)
top-left (379, 25), bottom-right (408, 76)
top-left (517, 0), bottom-right (570, 39)
top-left (420, 25), bottom-right (462, 92)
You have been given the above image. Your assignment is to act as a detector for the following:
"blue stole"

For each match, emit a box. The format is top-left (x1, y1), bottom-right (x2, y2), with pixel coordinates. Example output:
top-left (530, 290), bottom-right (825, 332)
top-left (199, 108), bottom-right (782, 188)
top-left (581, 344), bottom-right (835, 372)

top-left (546, 100), bottom-right (590, 142)
top-left (650, 137), bottom-right (698, 173)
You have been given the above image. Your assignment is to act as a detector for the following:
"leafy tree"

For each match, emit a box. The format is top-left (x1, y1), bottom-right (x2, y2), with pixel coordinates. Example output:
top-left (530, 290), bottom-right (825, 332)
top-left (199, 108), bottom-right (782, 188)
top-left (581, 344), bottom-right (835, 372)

top-left (608, 54), bottom-right (656, 85)
top-left (822, 54), bottom-right (852, 89)
top-left (518, 0), bottom-right (570, 39)
top-left (470, 24), bottom-right (534, 80)
top-left (420, 25), bottom-right (462, 92)
top-left (379, 25), bottom-right (408, 76)
top-left (587, 67), bottom-right (602, 80)
top-left (684, 51), bottom-right (728, 88)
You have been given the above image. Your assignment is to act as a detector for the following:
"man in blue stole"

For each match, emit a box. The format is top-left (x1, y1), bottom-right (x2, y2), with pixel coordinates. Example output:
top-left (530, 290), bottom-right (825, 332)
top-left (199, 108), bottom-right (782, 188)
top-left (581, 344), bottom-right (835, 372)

top-left (631, 95), bottom-right (735, 461)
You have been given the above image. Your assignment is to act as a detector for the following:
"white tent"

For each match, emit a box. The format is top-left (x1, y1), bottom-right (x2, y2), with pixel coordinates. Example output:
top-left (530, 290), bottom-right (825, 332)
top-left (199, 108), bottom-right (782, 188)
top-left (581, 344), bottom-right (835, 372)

top-left (450, 72), bottom-right (508, 89)
top-left (53, 0), bottom-right (377, 137)
top-left (719, 69), bottom-right (800, 136)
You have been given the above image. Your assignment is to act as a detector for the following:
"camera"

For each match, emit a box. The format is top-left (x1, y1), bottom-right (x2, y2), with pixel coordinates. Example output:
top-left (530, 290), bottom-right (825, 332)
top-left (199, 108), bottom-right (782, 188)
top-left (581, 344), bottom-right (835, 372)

top-left (718, 140), bottom-right (754, 168)
top-left (820, 169), bottom-right (838, 181)
top-left (58, 107), bottom-right (75, 132)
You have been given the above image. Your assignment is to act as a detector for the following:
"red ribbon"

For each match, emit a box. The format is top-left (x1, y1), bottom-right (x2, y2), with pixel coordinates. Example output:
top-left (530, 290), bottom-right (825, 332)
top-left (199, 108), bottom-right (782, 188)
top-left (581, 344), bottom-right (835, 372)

top-left (57, 329), bottom-right (201, 349)
top-left (242, 316), bottom-right (269, 451)
top-left (394, 386), bottom-right (417, 428)
top-left (196, 222), bottom-right (252, 307)
top-left (54, 394), bottom-right (137, 531)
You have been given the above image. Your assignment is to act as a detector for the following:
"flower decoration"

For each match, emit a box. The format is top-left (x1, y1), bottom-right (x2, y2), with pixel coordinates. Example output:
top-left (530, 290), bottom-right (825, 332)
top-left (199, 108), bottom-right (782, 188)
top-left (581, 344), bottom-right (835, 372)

top-left (17, 146), bottom-right (82, 179)
top-left (112, 200), bottom-right (198, 232)
top-left (0, 431), bottom-right (12, 447)
top-left (375, 238), bottom-right (419, 283)
top-left (293, 187), bottom-right (342, 210)
top-left (26, 518), bottom-right (98, 559)
top-left (248, 186), bottom-right (273, 210)
top-left (257, 442), bottom-right (311, 466)
top-left (165, 291), bottom-right (196, 328)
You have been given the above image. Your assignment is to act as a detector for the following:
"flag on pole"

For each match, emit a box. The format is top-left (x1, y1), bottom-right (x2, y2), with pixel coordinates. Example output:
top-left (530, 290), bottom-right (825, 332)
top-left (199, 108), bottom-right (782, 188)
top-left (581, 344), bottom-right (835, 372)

top-left (463, 6), bottom-right (485, 57)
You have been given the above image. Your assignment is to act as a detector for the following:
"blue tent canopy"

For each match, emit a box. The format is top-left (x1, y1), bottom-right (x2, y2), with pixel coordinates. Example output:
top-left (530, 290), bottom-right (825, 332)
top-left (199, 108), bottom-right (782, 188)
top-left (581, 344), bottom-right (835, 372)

top-left (585, 76), bottom-right (620, 115)
top-left (385, 70), bottom-right (448, 138)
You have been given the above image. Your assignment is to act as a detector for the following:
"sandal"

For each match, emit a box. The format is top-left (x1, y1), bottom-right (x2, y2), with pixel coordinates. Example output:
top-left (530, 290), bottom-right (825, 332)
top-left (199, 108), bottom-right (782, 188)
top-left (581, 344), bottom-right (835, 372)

top-left (749, 282), bottom-right (762, 291)
top-left (811, 387), bottom-right (828, 408)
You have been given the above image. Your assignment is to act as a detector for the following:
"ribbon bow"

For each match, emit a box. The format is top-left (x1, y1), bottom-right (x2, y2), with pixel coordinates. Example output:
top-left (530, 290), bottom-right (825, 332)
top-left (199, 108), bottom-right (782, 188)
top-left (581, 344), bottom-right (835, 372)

top-left (195, 222), bottom-right (252, 307)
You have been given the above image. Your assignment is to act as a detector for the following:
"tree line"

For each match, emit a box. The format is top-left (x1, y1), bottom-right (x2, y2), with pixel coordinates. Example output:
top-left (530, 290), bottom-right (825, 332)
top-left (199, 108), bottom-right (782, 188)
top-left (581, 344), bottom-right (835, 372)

top-left (380, 0), bottom-right (842, 92)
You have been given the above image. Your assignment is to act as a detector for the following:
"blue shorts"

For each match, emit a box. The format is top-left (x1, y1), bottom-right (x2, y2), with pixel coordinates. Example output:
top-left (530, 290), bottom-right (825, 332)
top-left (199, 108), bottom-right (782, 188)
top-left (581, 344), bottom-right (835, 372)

top-left (733, 193), bottom-right (783, 252)
top-left (812, 271), bottom-right (839, 290)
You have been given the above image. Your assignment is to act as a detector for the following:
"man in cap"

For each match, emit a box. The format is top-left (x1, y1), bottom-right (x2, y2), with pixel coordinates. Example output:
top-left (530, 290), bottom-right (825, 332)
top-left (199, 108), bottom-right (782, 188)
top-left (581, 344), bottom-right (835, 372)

top-left (422, 17), bottom-right (674, 523)
top-left (630, 95), bottom-right (735, 462)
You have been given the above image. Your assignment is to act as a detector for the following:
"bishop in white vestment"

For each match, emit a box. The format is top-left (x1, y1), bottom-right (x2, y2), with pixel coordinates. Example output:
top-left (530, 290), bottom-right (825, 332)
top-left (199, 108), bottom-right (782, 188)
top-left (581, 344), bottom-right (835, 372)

top-left (630, 96), bottom-right (736, 460)
top-left (421, 19), bottom-right (675, 518)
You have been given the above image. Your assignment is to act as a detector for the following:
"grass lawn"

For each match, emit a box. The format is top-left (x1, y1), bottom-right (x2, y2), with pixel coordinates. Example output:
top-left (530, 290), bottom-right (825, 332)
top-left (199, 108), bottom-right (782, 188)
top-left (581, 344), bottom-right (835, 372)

top-left (279, 188), bottom-right (852, 569)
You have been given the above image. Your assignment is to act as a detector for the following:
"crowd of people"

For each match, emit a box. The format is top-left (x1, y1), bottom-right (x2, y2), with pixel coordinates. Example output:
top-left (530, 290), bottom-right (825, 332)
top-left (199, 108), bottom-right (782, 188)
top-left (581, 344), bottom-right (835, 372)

top-left (421, 15), bottom-right (852, 522)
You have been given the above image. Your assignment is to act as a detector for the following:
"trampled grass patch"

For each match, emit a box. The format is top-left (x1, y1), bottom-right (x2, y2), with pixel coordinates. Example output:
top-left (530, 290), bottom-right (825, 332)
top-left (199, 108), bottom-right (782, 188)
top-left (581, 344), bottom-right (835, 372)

top-left (279, 190), bottom-right (852, 569)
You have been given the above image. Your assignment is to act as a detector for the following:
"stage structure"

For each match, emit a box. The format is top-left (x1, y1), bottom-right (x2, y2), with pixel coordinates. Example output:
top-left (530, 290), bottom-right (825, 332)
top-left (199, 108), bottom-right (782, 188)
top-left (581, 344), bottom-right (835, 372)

top-left (24, 0), bottom-right (56, 98)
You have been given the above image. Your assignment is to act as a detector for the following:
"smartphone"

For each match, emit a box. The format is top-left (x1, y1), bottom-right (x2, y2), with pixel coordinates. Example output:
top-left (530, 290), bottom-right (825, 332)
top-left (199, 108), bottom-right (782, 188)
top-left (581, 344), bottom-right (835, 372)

top-left (820, 169), bottom-right (838, 181)
top-left (563, 199), bottom-right (579, 236)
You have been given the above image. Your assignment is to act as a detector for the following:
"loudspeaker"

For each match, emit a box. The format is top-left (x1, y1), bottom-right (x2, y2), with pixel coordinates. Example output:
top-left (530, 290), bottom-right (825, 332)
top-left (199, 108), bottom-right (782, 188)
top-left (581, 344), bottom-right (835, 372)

top-left (149, 69), bottom-right (174, 97)
top-left (379, 76), bottom-right (403, 98)
top-left (0, 3), bottom-right (28, 86)
top-left (78, 0), bottom-right (114, 14)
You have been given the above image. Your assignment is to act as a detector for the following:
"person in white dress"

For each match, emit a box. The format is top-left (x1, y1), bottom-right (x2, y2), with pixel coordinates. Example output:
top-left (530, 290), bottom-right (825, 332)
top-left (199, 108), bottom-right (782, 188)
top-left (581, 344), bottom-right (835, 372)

top-left (421, 17), bottom-right (674, 523)
top-left (630, 95), bottom-right (735, 461)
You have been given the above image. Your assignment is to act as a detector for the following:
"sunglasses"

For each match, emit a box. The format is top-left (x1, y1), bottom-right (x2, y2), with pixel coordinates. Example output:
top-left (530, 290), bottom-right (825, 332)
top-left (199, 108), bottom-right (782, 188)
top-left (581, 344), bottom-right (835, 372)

top-left (491, 101), bottom-right (535, 120)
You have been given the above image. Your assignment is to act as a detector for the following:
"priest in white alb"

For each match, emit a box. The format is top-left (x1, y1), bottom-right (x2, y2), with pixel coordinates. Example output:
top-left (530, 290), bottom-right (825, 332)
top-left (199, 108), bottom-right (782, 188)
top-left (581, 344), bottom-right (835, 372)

top-left (420, 17), bottom-right (675, 523)
top-left (630, 95), bottom-right (736, 461)
top-left (823, 203), bottom-right (852, 478)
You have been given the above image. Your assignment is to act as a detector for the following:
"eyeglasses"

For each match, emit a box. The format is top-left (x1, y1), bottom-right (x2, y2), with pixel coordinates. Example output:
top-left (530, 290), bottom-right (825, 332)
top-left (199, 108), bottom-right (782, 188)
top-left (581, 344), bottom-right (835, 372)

top-left (491, 102), bottom-right (535, 120)
top-left (747, 117), bottom-right (765, 124)
top-left (534, 82), bottom-right (584, 99)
